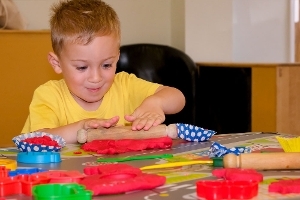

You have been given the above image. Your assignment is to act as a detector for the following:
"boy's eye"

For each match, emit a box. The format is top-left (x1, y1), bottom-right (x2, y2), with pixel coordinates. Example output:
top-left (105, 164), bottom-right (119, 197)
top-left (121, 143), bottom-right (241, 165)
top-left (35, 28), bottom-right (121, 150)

top-left (102, 64), bottom-right (112, 68)
top-left (76, 66), bottom-right (88, 71)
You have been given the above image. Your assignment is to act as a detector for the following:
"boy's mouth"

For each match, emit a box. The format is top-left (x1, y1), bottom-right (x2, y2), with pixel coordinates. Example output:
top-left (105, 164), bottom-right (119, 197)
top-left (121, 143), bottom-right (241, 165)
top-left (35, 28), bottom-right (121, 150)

top-left (87, 87), bottom-right (101, 93)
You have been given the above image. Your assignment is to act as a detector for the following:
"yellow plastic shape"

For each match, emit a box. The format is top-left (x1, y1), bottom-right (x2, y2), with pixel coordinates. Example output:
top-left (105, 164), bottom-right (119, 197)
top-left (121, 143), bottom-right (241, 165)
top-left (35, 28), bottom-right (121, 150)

top-left (140, 160), bottom-right (213, 170)
top-left (0, 159), bottom-right (17, 170)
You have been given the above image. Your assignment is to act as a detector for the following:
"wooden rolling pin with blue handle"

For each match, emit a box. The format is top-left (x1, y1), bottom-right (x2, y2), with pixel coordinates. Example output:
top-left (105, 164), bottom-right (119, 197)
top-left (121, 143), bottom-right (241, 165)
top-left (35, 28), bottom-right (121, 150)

top-left (224, 152), bottom-right (300, 170)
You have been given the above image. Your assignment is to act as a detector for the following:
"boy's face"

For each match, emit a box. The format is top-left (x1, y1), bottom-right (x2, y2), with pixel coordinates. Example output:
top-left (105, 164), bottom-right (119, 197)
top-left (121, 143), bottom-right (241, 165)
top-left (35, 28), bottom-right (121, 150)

top-left (49, 34), bottom-right (120, 104)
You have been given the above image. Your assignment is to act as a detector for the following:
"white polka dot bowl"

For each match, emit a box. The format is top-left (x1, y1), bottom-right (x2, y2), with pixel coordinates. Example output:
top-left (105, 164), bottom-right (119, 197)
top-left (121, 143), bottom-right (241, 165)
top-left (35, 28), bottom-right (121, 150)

top-left (12, 132), bottom-right (66, 152)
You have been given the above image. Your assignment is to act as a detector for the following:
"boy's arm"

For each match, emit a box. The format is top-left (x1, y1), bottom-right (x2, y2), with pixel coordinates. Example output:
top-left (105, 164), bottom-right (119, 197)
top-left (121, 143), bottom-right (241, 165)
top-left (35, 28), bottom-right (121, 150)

top-left (150, 86), bottom-right (185, 114)
top-left (125, 86), bottom-right (185, 130)
top-left (38, 116), bottom-right (119, 143)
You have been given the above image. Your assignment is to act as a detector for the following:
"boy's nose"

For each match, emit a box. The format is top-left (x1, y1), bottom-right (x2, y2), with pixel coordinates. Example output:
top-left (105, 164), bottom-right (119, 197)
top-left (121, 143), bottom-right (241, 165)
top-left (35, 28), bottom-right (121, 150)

top-left (88, 70), bottom-right (102, 83)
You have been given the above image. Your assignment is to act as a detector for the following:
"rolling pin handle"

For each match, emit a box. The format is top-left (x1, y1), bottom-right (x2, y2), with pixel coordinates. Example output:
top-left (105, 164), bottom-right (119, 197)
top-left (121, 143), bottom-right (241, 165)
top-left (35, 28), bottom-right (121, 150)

top-left (223, 153), bottom-right (239, 168)
top-left (77, 129), bottom-right (88, 144)
top-left (224, 152), bottom-right (300, 170)
top-left (166, 124), bottom-right (178, 139)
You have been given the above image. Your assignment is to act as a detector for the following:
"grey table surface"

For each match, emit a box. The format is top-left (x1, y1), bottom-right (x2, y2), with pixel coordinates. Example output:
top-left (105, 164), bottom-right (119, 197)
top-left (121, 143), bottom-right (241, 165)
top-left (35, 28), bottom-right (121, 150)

top-left (4, 132), bottom-right (300, 200)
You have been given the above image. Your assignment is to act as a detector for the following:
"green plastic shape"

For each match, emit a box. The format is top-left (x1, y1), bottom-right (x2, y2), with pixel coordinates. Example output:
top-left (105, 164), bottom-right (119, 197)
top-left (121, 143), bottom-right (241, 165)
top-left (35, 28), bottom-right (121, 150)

top-left (212, 157), bottom-right (224, 167)
top-left (97, 154), bottom-right (173, 162)
top-left (33, 183), bottom-right (92, 200)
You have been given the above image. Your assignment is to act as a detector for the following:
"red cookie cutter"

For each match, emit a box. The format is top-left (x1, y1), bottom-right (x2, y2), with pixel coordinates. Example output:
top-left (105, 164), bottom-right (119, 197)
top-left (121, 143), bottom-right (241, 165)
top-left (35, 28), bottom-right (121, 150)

top-left (0, 167), bottom-right (8, 178)
top-left (0, 173), bottom-right (50, 196)
top-left (36, 170), bottom-right (86, 183)
top-left (80, 164), bottom-right (166, 195)
top-left (197, 180), bottom-right (259, 200)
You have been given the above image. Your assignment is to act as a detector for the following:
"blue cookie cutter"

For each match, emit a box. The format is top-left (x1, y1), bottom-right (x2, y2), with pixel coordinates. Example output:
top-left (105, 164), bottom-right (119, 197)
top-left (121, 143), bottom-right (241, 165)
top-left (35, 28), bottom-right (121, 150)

top-left (17, 152), bottom-right (61, 164)
top-left (9, 167), bottom-right (48, 176)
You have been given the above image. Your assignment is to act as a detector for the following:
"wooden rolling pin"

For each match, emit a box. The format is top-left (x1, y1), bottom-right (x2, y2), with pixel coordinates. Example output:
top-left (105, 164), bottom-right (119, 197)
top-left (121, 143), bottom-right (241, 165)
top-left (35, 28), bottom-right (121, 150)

top-left (77, 124), bottom-right (178, 143)
top-left (224, 152), bottom-right (300, 170)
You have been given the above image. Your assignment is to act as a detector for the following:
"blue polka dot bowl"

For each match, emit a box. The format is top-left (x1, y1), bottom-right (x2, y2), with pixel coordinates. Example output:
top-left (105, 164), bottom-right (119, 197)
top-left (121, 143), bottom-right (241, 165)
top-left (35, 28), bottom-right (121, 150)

top-left (176, 123), bottom-right (216, 142)
top-left (12, 132), bottom-right (66, 152)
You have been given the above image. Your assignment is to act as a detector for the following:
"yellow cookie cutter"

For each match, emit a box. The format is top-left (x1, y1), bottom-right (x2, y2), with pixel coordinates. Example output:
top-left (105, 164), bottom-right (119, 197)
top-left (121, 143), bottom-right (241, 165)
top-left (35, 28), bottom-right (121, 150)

top-left (0, 159), bottom-right (17, 170)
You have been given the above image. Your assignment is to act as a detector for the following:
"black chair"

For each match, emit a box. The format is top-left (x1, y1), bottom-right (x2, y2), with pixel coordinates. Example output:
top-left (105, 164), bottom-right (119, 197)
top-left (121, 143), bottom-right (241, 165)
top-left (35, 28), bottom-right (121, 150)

top-left (117, 43), bottom-right (198, 125)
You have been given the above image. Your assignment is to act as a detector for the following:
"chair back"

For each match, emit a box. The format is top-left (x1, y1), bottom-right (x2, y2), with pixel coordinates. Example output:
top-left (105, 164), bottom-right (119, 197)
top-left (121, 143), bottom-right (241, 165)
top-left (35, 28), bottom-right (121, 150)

top-left (117, 43), bottom-right (198, 125)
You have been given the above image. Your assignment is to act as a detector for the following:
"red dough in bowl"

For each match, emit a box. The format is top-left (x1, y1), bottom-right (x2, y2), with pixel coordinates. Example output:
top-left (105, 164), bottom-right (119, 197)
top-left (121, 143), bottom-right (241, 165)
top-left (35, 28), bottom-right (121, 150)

top-left (22, 136), bottom-right (60, 147)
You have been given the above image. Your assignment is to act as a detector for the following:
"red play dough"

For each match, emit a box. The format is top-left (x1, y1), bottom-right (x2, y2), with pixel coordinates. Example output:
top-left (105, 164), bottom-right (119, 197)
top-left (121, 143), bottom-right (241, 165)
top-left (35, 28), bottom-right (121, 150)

top-left (22, 136), bottom-right (60, 147)
top-left (269, 179), bottom-right (300, 194)
top-left (83, 163), bottom-right (141, 176)
top-left (212, 168), bottom-right (263, 182)
top-left (80, 164), bottom-right (166, 195)
top-left (81, 137), bottom-right (172, 154)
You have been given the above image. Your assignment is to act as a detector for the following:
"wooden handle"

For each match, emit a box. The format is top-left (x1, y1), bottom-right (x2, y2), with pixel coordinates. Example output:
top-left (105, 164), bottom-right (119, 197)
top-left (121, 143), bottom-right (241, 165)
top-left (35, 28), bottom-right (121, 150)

top-left (77, 124), bottom-right (178, 143)
top-left (223, 152), bottom-right (300, 170)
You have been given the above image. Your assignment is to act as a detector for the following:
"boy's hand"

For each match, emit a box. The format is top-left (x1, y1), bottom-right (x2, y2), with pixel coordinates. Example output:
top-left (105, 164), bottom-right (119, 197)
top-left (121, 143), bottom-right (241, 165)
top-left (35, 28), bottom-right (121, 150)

top-left (124, 106), bottom-right (165, 131)
top-left (125, 86), bottom-right (185, 132)
top-left (83, 116), bottom-right (119, 130)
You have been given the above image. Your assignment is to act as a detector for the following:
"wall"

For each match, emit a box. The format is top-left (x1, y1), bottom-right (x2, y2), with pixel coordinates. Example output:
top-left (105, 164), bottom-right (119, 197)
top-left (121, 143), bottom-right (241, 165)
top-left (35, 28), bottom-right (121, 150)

top-left (185, 0), bottom-right (233, 62)
top-left (14, 0), bottom-right (294, 63)
top-left (171, 0), bottom-right (185, 51)
top-left (13, 0), bottom-right (55, 30)
top-left (185, 0), bottom-right (293, 63)
top-left (14, 0), bottom-right (184, 50)
top-left (232, 0), bottom-right (291, 62)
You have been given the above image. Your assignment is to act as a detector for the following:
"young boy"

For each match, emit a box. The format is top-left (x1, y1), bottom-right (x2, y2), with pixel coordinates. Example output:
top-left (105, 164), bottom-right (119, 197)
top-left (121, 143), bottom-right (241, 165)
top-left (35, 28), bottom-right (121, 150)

top-left (22, 0), bottom-right (185, 143)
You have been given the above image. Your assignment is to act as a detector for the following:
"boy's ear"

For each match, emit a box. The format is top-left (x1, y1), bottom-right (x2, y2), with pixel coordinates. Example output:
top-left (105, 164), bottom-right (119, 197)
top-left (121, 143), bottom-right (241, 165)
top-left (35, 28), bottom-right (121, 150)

top-left (48, 52), bottom-right (62, 74)
top-left (116, 50), bottom-right (120, 62)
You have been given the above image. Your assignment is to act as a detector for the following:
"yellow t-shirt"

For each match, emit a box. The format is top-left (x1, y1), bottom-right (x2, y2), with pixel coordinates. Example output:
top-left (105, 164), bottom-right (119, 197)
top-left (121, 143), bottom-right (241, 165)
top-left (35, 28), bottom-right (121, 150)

top-left (22, 72), bottom-right (161, 133)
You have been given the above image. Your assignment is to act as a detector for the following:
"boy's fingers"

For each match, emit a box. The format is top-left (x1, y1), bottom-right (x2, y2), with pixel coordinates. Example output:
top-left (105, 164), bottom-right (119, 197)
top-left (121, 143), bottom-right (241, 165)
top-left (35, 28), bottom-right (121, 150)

top-left (153, 118), bottom-right (163, 126)
top-left (84, 116), bottom-right (120, 129)
top-left (110, 116), bottom-right (120, 124)
top-left (124, 115), bottom-right (135, 122)
top-left (99, 116), bottom-right (120, 128)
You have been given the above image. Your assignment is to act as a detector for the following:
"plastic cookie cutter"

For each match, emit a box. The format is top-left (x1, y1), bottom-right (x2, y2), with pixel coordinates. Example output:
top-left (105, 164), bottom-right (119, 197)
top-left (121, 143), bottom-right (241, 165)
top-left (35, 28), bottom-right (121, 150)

top-left (33, 183), bottom-right (92, 200)
top-left (0, 174), bottom-right (50, 196)
top-left (0, 159), bottom-right (17, 170)
top-left (36, 170), bottom-right (86, 183)
top-left (97, 154), bottom-right (173, 162)
top-left (140, 157), bottom-right (224, 170)
top-left (17, 152), bottom-right (61, 164)
top-left (196, 180), bottom-right (259, 200)
top-left (0, 166), bottom-right (9, 178)
top-left (9, 167), bottom-right (48, 177)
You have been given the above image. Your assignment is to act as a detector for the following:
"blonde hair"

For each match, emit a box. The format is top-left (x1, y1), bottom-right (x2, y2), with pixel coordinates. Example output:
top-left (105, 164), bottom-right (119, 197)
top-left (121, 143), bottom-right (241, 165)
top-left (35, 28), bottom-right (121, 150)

top-left (50, 0), bottom-right (120, 56)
